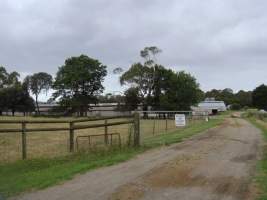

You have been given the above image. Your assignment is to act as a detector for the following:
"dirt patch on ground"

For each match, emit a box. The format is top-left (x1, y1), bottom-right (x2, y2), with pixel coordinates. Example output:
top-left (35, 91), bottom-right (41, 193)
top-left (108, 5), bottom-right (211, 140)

top-left (109, 183), bottom-right (145, 200)
top-left (111, 158), bottom-right (251, 200)
top-left (231, 154), bottom-right (257, 162)
top-left (14, 118), bottom-right (263, 200)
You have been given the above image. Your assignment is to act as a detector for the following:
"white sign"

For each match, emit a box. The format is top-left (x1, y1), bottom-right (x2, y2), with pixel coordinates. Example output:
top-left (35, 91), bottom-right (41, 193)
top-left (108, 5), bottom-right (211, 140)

top-left (175, 114), bottom-right (186, 127)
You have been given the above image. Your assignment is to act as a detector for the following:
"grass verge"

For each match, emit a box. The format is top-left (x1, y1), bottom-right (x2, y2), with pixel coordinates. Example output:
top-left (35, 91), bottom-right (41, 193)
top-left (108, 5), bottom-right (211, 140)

top-left (247, 117), bottom-right (267, 200)
top-left (143, 118), bottom-right (223, 148)
top-left (0, 118), bottom-right (224, 198)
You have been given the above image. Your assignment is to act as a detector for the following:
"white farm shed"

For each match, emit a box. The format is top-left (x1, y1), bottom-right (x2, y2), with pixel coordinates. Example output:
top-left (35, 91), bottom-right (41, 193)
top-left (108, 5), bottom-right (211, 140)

top-left (193, 98), bottom-right (227, 115)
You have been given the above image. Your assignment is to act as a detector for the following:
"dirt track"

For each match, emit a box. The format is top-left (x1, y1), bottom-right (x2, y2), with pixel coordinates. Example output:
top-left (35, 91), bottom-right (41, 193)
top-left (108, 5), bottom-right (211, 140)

top-left (14, 118), bottom-right (263, 200)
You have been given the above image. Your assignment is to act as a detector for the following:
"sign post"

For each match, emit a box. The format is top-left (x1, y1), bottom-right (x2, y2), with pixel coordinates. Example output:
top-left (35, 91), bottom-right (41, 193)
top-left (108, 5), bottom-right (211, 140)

top-left (175, 114), bottom-right (186, 127)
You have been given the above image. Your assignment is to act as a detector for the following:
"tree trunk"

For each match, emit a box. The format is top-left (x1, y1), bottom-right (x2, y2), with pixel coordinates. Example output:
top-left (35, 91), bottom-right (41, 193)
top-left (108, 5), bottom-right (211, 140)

top-left (12, 109), bottom-right (15, 116)
top-left (84, 105), bottom-right (88, 116)
top-left (35, 95), bottom-right (40, 115)
top-left (143, 104), bottom-right (148, 119)
top-left (79, 106), bottom-right (84, 117)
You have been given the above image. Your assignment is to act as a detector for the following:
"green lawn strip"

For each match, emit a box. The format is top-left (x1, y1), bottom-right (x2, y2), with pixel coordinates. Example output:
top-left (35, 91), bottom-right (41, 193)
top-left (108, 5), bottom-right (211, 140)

top-left (0, 147), bottom-right (145, 198)
top-left (0, 118), bottom-right (224, 198)
top-left (143, 118), bottom-right (223, 148)
top-left (246, 117), bottom-right (267, 200)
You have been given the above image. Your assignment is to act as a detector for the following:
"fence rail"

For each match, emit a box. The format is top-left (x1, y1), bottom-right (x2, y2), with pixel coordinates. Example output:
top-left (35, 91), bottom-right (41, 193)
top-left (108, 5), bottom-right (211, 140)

top-left (0, 113), bottom-right (140, 160)
top-left (0, 115), bottom-right (134, 124)
top-left (138, 110), bottom-right (209, 118)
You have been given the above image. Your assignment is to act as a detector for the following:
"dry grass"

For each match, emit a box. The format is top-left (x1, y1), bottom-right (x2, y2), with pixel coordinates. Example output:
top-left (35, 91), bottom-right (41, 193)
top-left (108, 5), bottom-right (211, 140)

top-left (0, 116), bottom-right (201, 163)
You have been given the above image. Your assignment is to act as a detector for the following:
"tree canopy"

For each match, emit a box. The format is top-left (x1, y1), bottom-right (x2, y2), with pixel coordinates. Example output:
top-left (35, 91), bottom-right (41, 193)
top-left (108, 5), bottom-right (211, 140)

top-left (0, 66), bottom-right (34, 115)
top-left (120, 64), bottom-right (201, 110)
top-left (26, 72), bottom-right (53, 114)
top-left (53, 55), bottom-right (107, 116)
top-left (1, 48), bottom-right (264, 116)
top-left (157, 70), bottom-right (200, 110)
top-left (123, 87), bottom-right (141, 111)
top-left (252, 84), bottom-right (267, 110)
top-left (205, 88), bottom-right (252, 108)
top-left (0, 66), bottom-right (20, 88)
top-left (120, 63), bottom-right (154, 102)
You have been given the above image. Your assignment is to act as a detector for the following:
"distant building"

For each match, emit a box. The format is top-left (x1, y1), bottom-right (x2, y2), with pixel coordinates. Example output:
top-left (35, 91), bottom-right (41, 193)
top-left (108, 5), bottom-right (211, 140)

top-left (37, 102), bottom-right (132, 116)
top-left (192, 98), bottom-right (227, 115)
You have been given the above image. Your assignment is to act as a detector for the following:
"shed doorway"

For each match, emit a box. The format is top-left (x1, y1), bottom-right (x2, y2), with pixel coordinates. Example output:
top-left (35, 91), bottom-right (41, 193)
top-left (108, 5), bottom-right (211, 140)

top-left (212, 109), bottom-right (218, 115)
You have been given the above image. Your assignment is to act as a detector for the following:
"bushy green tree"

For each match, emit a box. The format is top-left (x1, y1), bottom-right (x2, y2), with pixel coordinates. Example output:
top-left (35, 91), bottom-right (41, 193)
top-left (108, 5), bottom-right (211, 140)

top-left (151, 65), bottom-right (174, 109)
top-left (0, 66), bottom-right (20, 88)
top-left (158, 71), bottom-right (200, 110)
top-left (121, 65), bottom-right (201, 111)
top-left (236, 90), bottom-right (252, 107)
top-left (0, 85), bottom-right (35, 116)
top-left (123, 87), bottom-right (141, 111)
top-left (0, 67), bottom-right (35, 116)
top-left (53, 55), bottom-right (107, 116)
top-left (252, 84), bottom-right (267, 110)
top-left (230, 103), bottom-right (241, 110)
top-left (205, 88), bottom-right (236, 105)
top-left (205, 88), bottom-right (252, 108)
top-left (120, 46), bottom-right (162, 112)
top-left (120, 63), bottom-right (153, 110)
top-left (120, 47), bottom-right (202, 111)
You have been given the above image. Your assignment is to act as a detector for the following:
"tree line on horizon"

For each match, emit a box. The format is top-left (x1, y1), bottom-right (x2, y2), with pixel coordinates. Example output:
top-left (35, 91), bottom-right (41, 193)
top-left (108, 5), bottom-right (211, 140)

top-left (0, 46), bottom-right (266, 116)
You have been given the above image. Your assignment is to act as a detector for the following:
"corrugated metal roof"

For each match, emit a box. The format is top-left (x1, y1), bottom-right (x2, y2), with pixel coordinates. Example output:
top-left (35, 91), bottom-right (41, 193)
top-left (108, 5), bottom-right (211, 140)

top-left (198, 100), bottom-right (226, 111)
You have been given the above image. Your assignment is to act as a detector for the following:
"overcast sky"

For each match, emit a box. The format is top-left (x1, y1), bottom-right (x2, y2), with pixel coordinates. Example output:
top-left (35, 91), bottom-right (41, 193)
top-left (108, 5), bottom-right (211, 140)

top-left (1, 0), bottom-right (267, 101)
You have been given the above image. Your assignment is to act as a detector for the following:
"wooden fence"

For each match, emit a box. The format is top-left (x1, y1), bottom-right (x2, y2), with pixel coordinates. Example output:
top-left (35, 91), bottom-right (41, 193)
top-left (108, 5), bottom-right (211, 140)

top-left (0, 113), bottom-right (140, 160)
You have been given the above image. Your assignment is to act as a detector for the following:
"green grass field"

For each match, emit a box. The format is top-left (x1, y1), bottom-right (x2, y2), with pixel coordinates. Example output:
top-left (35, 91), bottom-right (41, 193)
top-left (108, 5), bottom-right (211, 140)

top-left (0, 117), bottom-right (224, 198)
top-left (246, 117), bottom-right (267, 200)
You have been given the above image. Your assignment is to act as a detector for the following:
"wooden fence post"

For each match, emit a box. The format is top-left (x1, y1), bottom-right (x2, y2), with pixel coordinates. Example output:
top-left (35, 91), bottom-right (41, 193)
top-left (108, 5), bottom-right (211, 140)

top-left (21, 122), bottom-right (27, 160)
top-left (134, 112), bottom-right (140, 147)
top-left (104, 119), bottom-right (108, 145)
top-left (69, 122), bottom-right (74, 152)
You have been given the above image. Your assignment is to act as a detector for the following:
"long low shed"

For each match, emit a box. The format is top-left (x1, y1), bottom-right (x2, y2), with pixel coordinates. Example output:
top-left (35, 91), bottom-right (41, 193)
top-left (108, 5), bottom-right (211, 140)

top-left (192, 98), bottom-right (227, 115)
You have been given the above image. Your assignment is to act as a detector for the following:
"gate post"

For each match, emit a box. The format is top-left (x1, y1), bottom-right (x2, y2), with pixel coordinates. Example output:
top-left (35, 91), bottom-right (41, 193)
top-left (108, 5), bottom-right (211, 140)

top-left (134, 112), bottom-right (140, 147)
top-left (104, 119), bottom-right (108, 145)
top-left (69, 122), bottom-right (74, 152)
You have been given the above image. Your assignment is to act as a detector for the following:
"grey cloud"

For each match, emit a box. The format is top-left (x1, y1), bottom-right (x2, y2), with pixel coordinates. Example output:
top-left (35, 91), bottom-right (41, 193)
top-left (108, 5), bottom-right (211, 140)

top-left (0, 0), bottom-right (267, 100)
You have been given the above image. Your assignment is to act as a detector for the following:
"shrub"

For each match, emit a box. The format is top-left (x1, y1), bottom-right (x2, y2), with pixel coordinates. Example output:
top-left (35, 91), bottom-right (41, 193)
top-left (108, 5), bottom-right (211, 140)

top-left (230, 103), bottom-right (241, 110)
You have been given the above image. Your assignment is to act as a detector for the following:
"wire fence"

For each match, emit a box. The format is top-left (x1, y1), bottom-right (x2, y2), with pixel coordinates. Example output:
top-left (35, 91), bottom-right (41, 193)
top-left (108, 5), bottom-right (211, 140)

top-left (138, 111), bottom-right (208, 142)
